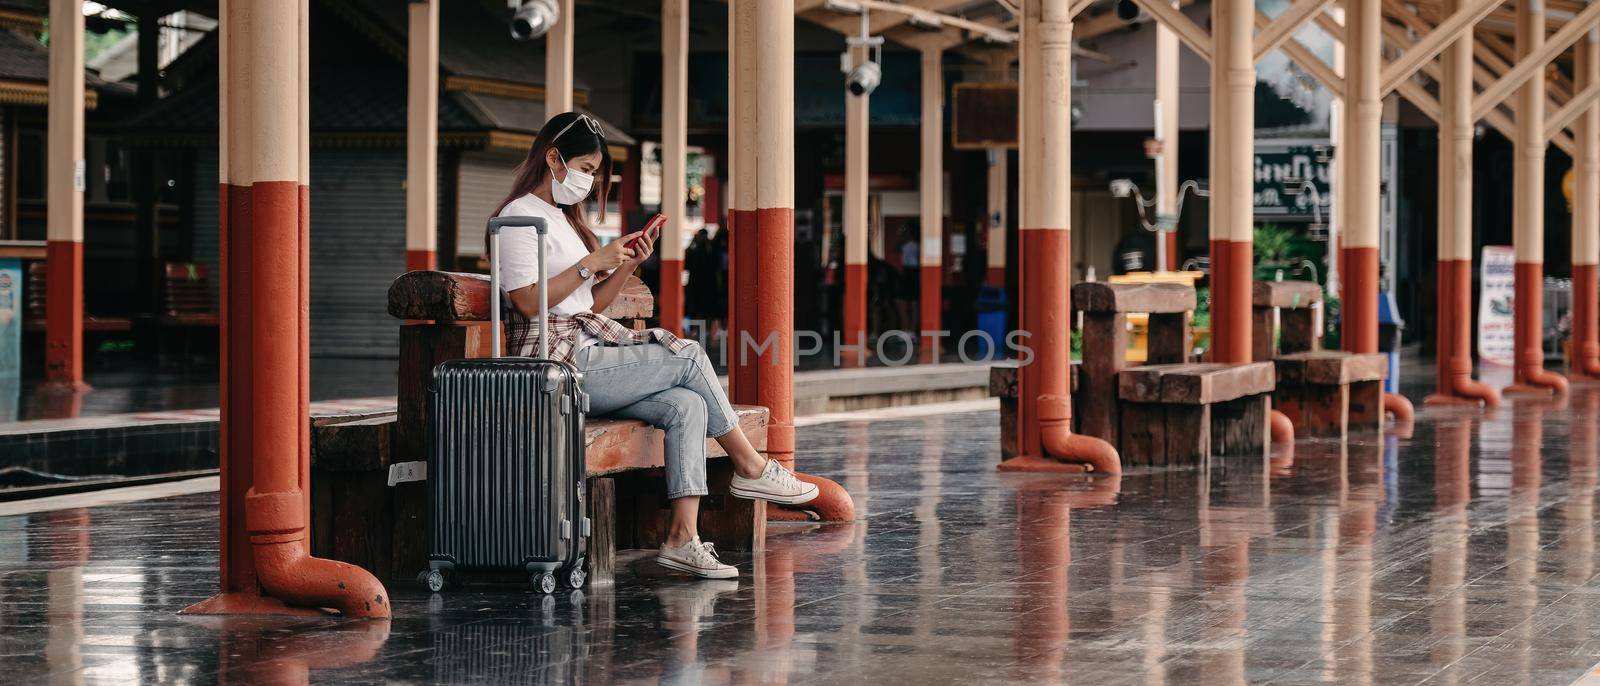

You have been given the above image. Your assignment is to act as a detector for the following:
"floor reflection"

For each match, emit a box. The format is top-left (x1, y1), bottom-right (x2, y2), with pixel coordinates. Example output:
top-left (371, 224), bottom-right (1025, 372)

top-left (3, 395), bottom-right (1600, 682)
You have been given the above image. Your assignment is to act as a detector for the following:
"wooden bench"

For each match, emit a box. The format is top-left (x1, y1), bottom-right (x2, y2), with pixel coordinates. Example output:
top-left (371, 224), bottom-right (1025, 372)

top-left (23, 260), bottom-right (132, 334)
top-left (1073, 282), bottom-right (1196, 445)
top-left (1252, 281), bottom-right (1386, 437)
top-left (304, 270), bottom-right (766, 587)
top-left (153, 262), bottom-right (219, 364)
top-left (1118, 362), bottom-right (1274, 466)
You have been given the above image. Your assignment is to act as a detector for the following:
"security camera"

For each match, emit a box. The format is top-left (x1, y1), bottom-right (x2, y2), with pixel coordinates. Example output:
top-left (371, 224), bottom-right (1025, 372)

top-left (1116, 0), bottom-right (1148, 22)
top-left (847, 60), bottom-right (881, 97)
top-left (511, 0), bottom-right (560, 40)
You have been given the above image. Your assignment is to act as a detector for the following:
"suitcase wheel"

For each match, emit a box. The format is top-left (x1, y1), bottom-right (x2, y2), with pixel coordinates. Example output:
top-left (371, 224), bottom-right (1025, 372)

top-left (531, 571), bottom-right (557, 595)
top-left (563, 561), bottom-right (587, 590)
top-left (420, 568), bottom-right (449, 593)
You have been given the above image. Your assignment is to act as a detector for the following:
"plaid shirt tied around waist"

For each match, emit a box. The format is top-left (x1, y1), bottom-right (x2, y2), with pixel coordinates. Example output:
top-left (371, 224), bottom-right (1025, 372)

top-left (503, 303), bottom-right (694, 364)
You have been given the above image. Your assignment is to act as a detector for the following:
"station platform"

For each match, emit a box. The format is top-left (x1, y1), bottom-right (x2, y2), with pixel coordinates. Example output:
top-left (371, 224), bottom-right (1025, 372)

top-left (0, 363), bottom-right (991, 496)
top-left (4, 387), bottom-right (1600, 683)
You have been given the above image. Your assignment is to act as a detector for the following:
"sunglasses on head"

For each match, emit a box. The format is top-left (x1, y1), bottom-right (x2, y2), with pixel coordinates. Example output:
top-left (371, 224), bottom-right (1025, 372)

top-left (551, 114), bottom-right (604, 143)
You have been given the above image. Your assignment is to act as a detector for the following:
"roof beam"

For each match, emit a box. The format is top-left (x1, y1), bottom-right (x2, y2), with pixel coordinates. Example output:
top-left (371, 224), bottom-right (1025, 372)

top-left (1254, 0), bottom-right (1335, 62)
top-left (1379, 0), bottom-right (1504, 96)
top-left (1125, 0), bottom-right (1211, 62)
top-left (1547, 79), bottom-right (1600, 138)
top-left (1257, 10), bottom-right (1342, 92)
top-left (1473, 0), bottom-right (1600, 121)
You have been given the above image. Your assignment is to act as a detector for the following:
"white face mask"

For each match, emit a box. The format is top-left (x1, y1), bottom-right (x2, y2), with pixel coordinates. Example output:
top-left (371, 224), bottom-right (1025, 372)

top-left (551, 153), bottom-right (594, 205)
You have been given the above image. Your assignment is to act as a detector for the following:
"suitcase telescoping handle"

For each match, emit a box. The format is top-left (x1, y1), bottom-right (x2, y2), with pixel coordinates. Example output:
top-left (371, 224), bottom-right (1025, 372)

top-left (487, 216), bottom-right (550, 359)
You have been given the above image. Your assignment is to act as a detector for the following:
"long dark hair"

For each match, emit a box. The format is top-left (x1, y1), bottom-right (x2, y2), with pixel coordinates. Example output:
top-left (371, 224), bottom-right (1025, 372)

top-left (492, 111), bottom-right (614, 252)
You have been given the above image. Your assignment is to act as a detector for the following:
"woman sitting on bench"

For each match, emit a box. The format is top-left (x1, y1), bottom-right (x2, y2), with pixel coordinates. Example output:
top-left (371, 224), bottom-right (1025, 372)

top-left (492, 112), bottom-right (817, 580)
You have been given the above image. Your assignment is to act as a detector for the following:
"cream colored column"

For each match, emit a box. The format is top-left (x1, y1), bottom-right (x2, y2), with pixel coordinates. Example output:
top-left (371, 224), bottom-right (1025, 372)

top-left (843, 43), bottom-right (870, 365)
top-left (919, 46), bottom-right (943, 359)
top-left (1507, 0), bottom-right (1567, 393)
top-left (658, 0), bottom-right (687, 333)
top-left (45, 0), bottom-right (85, 387)
top-left (545, 0), bottom-right (574, 114)
top-left (1427, 0), bottom-right (1500, 406)
top-left (986, 147), bottom-right (1008, 286)
top-left (1574, 31), bottom-right (1600, 378)
top-left (406, 0), bottom-right (438, 272)
top-left (1207, 0), bottom-right (1255, 364)
top-left (1155, 0), bottom-right (1180, 270)
top-left (1341, 0), bottom-right (1381, 354)
top-left (1001, 0), bottom-right (1118, 473)
top-left (986, 54), bottom-right (1010, 288)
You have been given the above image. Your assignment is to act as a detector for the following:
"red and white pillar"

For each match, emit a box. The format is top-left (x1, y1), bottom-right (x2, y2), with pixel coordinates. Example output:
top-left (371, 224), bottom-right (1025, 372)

top-left (657, 0), bottom-right (688, 334)
top-left (1506, 0), bottom-right (1567, 395)
top-left (918, 46), bottom-right (943, 362)
top-left (1207, 0), bottom-right (1254, 366)
top-left (842, 43), bottom-right (870, 367)
top-left (545, 0), bottom-right (574, 114)
top-left (1155, 0), bottom-right (1181, 271)
top-left (46, 0), bottom-right (86, 390)
top-left (1340, 0), bottom-right (1380, 358)
top-left (405, 0), bottom-right (438, 272)
top-left (1426, 0), bottom-right (1500, 407)
top-left (1570, 32), bottom-right (1600, 379)
top-left (728, 0), bottom-right (852, 521)
top-left (999, 0), bottom-right (1119, 474)
top-left (186, 0), bottom-right (388, 618)
top-left (986, 147), bottom-right (1008, 287)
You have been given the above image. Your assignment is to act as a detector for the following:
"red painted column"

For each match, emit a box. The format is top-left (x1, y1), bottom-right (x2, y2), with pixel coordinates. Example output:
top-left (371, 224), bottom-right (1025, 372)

top-left (1571, 34), bottom-right (1600, 379)
top-left (730, 0), bottom-right (851, 521)
top-left (1506, 0), bottom-right (1567, 395)
top-left (1206, 0), bottom-right (1254, 367)
top-left (186, 0), bottom-right (388, 618)
top-left (998, 0), bottom-right (1118, 474)
top-left (1425, 0), bottom-right (1497, 406)
top-left (657, 0), bottom-right (688, 336)
top-left (918, 46), bottom-right (944, 363)
top-left (45, 0), bottom-right (86, 391)
top-left (841, 42), bottom-right (871, 368)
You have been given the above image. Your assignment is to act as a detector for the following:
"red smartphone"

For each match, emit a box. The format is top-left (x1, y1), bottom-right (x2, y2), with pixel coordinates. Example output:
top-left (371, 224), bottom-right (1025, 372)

top-left (626, 214), bottom-right (666, 250)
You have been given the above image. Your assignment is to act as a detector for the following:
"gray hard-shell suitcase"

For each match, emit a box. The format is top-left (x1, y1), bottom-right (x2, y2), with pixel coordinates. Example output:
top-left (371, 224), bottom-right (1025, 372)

top-left (420, 215), bottom-right (592, 594)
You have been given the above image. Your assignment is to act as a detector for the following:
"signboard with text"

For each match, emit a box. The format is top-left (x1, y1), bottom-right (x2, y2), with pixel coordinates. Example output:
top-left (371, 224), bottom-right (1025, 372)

top-left (1478, 245), bottom-right (1516, 367)
top-left (1253, 139), bottom-right (1333, 222)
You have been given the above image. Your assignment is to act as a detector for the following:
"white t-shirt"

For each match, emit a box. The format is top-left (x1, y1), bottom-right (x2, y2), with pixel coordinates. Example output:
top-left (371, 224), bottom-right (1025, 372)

top-left (497, 193), bottom-right (598, 350)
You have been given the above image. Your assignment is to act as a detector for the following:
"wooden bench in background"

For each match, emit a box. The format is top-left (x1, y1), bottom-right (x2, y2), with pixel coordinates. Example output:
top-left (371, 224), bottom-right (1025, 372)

top-left (153, 262), bottom-right (219, 365)
top-left (23, 261), bottom-right (133, 335)
top-left (991, 281), bottom-right (1273, 469)
top-left (305, 270), bottom-right (767, 588)
top-left (1118, 362), bottom-right (1274, 466)
top-left (1252, 281), bottom-right (1386, 438)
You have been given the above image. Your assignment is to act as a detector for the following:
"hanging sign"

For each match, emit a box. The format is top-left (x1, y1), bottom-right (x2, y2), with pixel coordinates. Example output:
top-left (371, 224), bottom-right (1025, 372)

top-left (1478, 245), bottom-right (1515, 367)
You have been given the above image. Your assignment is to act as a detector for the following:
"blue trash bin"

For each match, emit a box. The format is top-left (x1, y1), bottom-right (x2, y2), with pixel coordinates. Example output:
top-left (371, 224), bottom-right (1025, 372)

top-left (976, 287), bottom-right (1008, 360)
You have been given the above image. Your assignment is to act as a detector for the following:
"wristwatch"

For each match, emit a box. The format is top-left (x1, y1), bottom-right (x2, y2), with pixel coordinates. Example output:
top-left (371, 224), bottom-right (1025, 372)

top-left (575, 260), bottom-right (593, 280)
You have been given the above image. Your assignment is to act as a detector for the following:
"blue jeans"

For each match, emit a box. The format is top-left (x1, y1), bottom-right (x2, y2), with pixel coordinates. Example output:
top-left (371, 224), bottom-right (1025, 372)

top-left (577, 342), bottom-right (739, 499)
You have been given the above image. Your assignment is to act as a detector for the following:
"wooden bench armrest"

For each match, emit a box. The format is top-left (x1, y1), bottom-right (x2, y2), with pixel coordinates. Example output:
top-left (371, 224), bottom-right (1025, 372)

top-left (1073, 281), bottom-right (1195, 314)
top-left (1119, 362), bottom-right (1275, 404)
top-left (1276, 351), bottom-right (1387, 385)
top-left (1252, 280), bottom-right (1322, 309)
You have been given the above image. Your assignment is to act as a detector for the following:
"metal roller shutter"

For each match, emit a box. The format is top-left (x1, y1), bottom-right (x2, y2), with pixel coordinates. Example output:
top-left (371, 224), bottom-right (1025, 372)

top-left (455, 151), bottom-right (522, 259)
top-left (309, 149), bottom-right (406, 358)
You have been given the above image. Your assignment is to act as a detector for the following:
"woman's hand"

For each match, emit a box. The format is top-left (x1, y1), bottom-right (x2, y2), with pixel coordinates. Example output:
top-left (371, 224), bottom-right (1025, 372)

top-left (584, 239), bottom-right (637, 273)
top-left (627, 234), bottom-right (656, 264)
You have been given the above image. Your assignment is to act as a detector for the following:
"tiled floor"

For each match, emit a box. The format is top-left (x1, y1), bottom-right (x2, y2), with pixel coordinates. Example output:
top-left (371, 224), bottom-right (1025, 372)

top-left (4, 385), bottom-right (1600, 683)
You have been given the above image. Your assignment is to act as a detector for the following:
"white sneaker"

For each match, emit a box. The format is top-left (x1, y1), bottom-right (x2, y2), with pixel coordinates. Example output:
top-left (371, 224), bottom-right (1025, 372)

top-left (656, 537), bottom-right (738, 579)
top-left (730, 459), bottom-right (819, 505)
